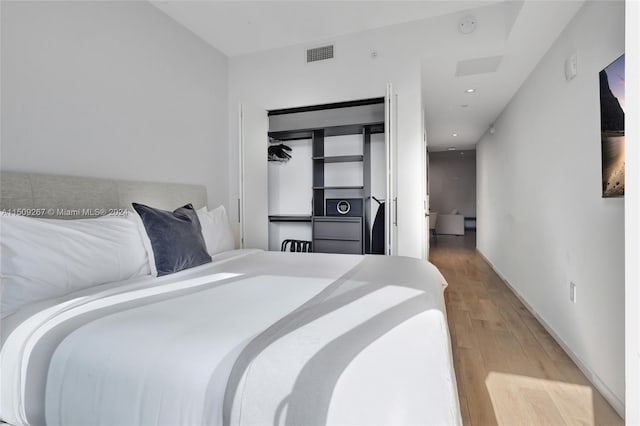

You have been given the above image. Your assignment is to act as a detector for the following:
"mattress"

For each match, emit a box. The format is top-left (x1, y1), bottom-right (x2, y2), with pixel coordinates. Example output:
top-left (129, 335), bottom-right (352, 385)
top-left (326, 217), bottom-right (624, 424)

top-left (0, 249), bottom-right (461, 426)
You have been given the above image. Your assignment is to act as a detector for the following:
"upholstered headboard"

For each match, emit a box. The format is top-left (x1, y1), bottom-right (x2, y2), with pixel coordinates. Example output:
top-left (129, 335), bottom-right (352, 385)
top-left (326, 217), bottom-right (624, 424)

top-left (0, 171), bottom-right (207, 219)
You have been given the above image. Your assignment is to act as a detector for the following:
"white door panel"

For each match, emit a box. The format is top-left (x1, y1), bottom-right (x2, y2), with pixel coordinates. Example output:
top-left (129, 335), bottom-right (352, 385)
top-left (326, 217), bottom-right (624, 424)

top-left (239, 104), bottom-right (268, 249)
top-left (423, 110), bottom-right (430, 260)
top-left (385, 84), bottom-right (398, 256)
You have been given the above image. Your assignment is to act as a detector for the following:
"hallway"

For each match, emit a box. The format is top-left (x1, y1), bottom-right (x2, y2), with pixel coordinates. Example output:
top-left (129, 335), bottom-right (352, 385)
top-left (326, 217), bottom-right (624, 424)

top-left (429, 233), bottom-right (622, 426)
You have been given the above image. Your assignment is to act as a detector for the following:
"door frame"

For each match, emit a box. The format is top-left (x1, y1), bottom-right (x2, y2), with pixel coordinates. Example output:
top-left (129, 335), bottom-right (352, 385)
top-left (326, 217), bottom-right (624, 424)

top-left (385, 83), bottom-right (398, 256)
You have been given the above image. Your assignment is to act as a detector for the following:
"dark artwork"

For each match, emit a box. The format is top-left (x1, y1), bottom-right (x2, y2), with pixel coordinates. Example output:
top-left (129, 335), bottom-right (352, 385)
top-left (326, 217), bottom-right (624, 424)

top-left (599, 54), bottom-right (625, 197)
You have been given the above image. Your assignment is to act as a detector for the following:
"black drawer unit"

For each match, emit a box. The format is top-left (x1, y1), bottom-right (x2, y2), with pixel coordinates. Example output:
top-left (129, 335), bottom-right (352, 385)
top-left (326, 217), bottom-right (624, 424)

top-left (313, 239), bottom-right (362, 255)
top-left (313, 216), bottom-right (363, 255)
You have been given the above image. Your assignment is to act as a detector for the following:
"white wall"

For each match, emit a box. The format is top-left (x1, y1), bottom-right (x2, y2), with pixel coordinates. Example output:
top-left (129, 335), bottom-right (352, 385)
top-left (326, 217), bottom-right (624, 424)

top-left (228, 23), bottom-right (423, 257)
top-left (369, 134), bottom-right (386, 234)
top-left (1, 1), bottom-right (229, 209)
top-left (429, 151), bottom-right (476, 217)
top-left (268, 139), bottom-right (313, 251)
top-left (477, 0), bottom-right (625, 413)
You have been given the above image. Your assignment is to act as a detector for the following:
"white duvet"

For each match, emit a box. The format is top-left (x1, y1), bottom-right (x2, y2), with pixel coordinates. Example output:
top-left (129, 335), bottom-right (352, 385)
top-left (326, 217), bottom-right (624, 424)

top-left (0, 250), bottom-right (461, 426)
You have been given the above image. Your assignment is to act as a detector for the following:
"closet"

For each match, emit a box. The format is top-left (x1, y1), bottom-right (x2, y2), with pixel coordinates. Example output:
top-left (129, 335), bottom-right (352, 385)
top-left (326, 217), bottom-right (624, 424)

top-left (267, 98), bottom-right (387, 255)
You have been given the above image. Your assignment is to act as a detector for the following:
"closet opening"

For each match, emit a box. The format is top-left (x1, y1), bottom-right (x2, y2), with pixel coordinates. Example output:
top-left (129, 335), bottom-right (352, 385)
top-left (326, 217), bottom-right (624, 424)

top-left (266, 97), bottom-right (389, 255)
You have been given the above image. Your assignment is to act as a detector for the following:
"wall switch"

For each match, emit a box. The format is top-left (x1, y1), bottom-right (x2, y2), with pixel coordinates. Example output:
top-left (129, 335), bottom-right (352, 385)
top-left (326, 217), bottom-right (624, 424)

top-left (569, 282), bottom-right (577, 303)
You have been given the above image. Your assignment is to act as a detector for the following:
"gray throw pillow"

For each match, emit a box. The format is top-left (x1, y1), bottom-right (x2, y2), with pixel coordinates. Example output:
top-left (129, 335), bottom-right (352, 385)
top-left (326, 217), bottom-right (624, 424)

top-left (132, 203), bottom-right (211, 276)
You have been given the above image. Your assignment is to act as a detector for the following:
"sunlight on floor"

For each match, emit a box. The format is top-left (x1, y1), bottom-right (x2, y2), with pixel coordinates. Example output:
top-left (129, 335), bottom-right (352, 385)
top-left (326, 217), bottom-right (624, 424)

top-left (485, 371), bottom-right (594, 426)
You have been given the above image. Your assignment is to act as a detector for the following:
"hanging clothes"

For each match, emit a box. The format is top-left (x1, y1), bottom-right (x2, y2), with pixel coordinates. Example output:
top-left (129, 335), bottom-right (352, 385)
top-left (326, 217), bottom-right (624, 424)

top-left (268, 144), bottom-right (292, 162)
top-left (371, 201), bottom-right (385, 254)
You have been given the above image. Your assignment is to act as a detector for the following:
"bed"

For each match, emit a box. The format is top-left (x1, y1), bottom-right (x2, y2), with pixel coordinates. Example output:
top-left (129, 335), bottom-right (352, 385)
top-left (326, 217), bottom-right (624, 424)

top-left (0, 171), bottom-right (461, 426)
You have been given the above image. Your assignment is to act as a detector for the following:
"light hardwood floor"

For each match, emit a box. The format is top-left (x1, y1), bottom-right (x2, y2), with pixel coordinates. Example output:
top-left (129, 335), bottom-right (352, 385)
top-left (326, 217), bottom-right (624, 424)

top-left (429, 232), bottom-right (622, 426)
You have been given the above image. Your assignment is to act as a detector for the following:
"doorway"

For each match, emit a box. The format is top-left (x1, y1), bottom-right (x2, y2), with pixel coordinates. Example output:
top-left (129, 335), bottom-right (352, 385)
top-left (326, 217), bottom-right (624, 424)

top-left (239, 87), bottom-right (398, 256)
top-left (426, 149), bottom-right (477, 247)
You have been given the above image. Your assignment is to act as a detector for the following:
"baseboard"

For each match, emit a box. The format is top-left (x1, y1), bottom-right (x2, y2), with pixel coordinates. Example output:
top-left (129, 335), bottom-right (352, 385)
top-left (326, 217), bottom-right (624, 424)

top-left (476, 248), bottom-right (625, 418)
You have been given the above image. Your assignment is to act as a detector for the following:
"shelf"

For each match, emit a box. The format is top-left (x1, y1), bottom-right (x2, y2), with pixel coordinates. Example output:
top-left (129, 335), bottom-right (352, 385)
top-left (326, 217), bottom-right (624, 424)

top-left (269, 122), bottom-right (384, 142)
top-left (268, 215), bottom-right (312, 223)
top-left (313, 186), bottom-right (364, 190)
top-left (268, 97), bottom-right (384, 116)
top-left (268, 131), bottom-right (314, 142)
top-left (313, 155), bottom-right (363, 163)
top-left (313, 215), bottom-right (364, 221)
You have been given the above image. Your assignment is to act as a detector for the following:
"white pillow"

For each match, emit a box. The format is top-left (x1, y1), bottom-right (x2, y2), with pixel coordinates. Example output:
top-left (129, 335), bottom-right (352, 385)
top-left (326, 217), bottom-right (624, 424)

top-left (0, 213), bottom-right (151, 318)
top-left (196, 206), bottom-right (235, 256)
top-left (130, 209), bottom-right (158, 277)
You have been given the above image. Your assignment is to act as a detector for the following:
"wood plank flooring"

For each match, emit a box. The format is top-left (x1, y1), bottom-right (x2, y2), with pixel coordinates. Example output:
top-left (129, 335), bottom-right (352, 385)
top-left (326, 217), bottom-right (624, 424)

top-left (429, 233), bottom-right (622, 426)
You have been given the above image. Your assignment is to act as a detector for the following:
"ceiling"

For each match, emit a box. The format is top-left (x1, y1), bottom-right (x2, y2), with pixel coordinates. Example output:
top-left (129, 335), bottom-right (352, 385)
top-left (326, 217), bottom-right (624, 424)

top-left (151, 1), bottom-right (499, 57)
top-left (152, 0), bottom-right (584, 151)
top-left (419, 0), bottom-right (584, 151)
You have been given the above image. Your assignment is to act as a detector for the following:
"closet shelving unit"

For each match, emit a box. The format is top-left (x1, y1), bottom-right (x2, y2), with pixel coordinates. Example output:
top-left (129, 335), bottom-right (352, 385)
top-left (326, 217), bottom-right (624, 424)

top-left (267, 214), bottom-right (312, 223)
top-left (267, 98), bottom-right (385, 255)
top-left (312, 155), bottom-right (363, 163)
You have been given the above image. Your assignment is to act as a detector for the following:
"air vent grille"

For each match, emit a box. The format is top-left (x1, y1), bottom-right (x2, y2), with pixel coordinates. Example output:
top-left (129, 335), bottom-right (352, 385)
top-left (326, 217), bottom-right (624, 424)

top-left (307, 45), bottom-right (334, 63)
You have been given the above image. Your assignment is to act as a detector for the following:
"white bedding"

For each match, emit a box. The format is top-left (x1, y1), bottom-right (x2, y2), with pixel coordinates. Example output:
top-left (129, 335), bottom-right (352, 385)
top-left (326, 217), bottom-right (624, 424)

top-left (0, 250), bottom-right (461, 426)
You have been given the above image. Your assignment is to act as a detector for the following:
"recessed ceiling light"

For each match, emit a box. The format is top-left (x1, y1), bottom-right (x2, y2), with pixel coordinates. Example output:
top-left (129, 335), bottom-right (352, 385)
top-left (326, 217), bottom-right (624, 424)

top-left (452, 133), bottom-right (458, 137)
top-left (447, 147), bottom-right (456, 151)
top-left (465, 88), bottom-right (476, 93)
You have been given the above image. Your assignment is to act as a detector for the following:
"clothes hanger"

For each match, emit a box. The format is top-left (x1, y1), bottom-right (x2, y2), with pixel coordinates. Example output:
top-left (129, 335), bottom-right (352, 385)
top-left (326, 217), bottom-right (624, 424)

top-left (268, 143), bottom-right (292, 162)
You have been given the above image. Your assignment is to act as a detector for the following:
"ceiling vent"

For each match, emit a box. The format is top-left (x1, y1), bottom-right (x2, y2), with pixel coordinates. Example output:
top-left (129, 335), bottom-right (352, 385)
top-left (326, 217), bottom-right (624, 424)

top-left (455, 55), bottom-right (503, 77)
top-left (307, 45), bottom-right (334, 63)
